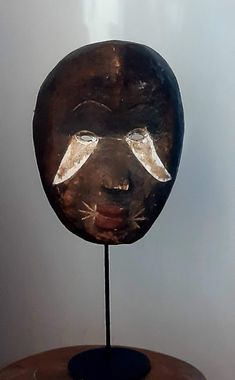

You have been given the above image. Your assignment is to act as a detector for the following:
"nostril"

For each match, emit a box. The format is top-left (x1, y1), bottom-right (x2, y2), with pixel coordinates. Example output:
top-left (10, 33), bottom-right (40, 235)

top-left (102, 175), bottom-right (130, 192)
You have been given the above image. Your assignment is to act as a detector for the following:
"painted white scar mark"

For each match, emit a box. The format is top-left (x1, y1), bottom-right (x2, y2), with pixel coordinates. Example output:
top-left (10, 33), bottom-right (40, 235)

top-left (138, 80), bottom-right (147, 90)
top-left (125, 128), bottom-right (172, 182)
top-left (130, 207), bottom-right (146, 229)
top-left (53, 134), bottom-right (98, 185)
top-left (78, 201), bottom-right (97, 221)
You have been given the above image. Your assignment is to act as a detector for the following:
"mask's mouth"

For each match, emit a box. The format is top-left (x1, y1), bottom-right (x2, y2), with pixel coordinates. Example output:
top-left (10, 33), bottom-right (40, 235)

top-left (78, 201), bottom-right (146, 233)
top-left (95, 204), bottom-right (128, 230)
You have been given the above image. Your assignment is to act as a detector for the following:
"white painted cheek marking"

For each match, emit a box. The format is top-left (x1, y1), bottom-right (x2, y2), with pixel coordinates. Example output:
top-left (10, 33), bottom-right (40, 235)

top-left (53, 135), bottom-right (98, 185)
top-left (125, 132), bottom-right (172, 182)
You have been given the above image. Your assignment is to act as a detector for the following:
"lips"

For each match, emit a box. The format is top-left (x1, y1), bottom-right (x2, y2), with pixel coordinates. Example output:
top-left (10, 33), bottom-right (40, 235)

top-left (95, 204), bottom-right (128, 230)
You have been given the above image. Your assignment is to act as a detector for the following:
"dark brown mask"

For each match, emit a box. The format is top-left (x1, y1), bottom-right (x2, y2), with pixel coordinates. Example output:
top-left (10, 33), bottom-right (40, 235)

top-left (33, 40), bottom-right (184, 245)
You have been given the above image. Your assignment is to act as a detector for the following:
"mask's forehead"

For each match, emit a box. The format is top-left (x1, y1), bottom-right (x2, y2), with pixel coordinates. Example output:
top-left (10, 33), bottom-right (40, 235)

top-left (48, 43), bottom-right (124, 114)
top-left (38, 41), bottom-right (173, 125)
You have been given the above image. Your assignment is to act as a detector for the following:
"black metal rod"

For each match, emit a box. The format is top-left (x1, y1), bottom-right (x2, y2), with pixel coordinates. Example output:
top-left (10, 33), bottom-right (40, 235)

top-left (104, 244), bottom-right (111, 349)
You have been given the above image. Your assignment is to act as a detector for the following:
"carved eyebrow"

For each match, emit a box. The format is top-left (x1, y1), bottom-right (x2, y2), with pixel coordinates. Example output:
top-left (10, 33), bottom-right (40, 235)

top-left (72, 100), bottom-right (112, 112)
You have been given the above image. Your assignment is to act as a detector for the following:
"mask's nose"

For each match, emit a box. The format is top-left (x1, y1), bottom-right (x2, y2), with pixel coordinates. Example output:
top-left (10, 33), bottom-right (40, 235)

top-left (102, 174), bottom-right (130, 192)
top-left (98, 138), bottom-right (132, 194)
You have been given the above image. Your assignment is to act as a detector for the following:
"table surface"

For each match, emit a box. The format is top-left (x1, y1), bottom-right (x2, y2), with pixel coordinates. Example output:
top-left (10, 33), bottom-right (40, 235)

top-left (0, 345), bottom-right (206, 380)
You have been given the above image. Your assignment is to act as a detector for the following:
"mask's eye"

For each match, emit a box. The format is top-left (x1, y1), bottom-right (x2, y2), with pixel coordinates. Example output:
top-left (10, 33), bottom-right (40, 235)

top-left (126, 128), bottom-right (147, 141)
top-left (125, 127), bottom-right (172, 182)
top-left (75, 130), bottom-right (98, 142)
top-left (53, 131), bottom-right (99, 185)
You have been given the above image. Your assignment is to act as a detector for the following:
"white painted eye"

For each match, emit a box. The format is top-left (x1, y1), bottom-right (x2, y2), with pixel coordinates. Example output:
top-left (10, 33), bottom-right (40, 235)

top-left (125, 128), bottom-right (172, 182)
top-left (75, 131), bottom-right (98, 143)
top-left (53, 132), bottom-right (99, 185)
top-left (127, 128), bottom-right (147, 141)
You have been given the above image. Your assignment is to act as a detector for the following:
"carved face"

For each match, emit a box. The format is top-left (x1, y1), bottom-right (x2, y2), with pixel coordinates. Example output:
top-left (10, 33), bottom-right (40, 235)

top-left (33, 41), bottom-right (184, 245)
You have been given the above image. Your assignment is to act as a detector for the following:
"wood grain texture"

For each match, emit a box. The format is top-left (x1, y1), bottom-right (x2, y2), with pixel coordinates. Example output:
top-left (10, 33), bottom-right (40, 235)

top-left (0, 345), bottom-right (206, 380)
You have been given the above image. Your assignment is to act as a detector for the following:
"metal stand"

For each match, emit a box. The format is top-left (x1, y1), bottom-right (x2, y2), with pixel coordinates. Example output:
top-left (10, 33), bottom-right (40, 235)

top-left (68, 245), bottom-right (151, 380)
top-left (104, 244), bottom-right (111, 350)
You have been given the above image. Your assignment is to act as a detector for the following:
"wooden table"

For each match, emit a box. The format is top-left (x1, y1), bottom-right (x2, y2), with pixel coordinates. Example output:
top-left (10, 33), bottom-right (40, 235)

top-left (0, 345), bottom-right (206, 379)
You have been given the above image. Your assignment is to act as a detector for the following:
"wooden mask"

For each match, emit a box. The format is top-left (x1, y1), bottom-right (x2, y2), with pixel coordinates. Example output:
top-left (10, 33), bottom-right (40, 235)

top-left (33, 41), bottom-right (184, 245)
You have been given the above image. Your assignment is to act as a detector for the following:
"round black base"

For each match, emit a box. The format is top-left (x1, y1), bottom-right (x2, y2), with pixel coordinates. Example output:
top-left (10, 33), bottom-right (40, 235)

top-left (68, 346), bottom-right (151, 380)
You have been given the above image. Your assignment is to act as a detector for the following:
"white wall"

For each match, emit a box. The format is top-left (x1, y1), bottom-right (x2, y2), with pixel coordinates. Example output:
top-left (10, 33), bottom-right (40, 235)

top-left (0, 1), bottom-right (234, 379)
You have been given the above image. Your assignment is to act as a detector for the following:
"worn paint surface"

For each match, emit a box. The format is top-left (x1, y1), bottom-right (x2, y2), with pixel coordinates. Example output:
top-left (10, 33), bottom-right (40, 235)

top-left (33, 41), bottom-right (184, 245)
